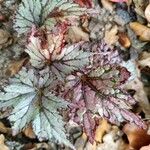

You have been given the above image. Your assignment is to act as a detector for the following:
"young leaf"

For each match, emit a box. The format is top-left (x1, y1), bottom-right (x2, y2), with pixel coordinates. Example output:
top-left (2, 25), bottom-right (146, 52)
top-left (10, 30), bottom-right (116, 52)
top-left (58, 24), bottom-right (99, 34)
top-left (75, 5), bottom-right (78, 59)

top-left (26, 29), bottom-right (91, 81)
top-left (0, 67), bottom-right (74, 148)
top-left (14, 0), bottom-right (87, 34)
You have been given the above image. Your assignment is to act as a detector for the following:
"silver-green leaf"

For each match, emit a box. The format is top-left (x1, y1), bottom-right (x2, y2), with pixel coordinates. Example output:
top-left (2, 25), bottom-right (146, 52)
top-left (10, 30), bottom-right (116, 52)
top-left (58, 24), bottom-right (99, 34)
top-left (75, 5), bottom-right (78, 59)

top-left (26, 34), bottom-right (91, 81)
top-left (14, 0), bottom-right (86, 34)
top-left (0, 68), bottom-right (74, 148)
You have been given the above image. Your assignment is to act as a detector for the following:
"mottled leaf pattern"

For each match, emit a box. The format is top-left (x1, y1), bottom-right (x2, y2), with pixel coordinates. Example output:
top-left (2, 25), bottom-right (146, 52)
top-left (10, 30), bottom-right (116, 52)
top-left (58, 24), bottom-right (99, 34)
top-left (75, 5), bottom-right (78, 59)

top-left (64, 43), bottom-right (145, 142)
top-left (65, 59), bottom-right (145, 142)
top-left (26, 29), bottom-right (91, 81)
top-left (91, 41), bottom-right (122, 66)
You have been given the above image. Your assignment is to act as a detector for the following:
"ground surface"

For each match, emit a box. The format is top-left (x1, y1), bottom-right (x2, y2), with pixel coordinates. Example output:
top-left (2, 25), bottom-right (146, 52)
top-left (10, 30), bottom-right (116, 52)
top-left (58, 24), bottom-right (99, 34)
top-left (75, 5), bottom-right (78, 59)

top-left (0, 0), bottom-right (150, 150)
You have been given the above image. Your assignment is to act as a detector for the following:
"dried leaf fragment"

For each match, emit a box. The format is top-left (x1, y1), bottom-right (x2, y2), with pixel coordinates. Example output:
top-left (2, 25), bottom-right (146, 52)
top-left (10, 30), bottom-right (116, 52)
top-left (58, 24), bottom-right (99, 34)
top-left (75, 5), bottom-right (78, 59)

top-left (118, 32), bottom-right (131, 48)
top-left (97, 126), bottom-right (128, 150)
top-left (123, 124), bottom-right (150, 150)
top-left (23, 125), bottom-right (36, 139)
top-left (85, 141), bottom-right (96, 150)
top-left (5, 58), bottom-right (28, 76)
top-left (125, 78), bottom-right (150, 118)
top-left (32, 143), bottom-right (50, 150)
top-left (101, 0), bottom-right (114, 12)
top-left (133, 0), bottom-right (146, 17)
top-left (0, 29), bottom-right (12, 49)
top-left (138, 52), bottom-right (150, 68)
top-left (104, 25), bottom-right (118, 46)
top-left (95, 119), bottom-right (110, 143)
top-left (0, 135), bottom-right (9, 150)
top-left (0, 122), bottom-right (10, 134)
top-left (67, 26), bottom-right (89, 43)
top-left (145, 4), bottom-right (150, 22)
top-left (130, 22), bottom-right (150, 41)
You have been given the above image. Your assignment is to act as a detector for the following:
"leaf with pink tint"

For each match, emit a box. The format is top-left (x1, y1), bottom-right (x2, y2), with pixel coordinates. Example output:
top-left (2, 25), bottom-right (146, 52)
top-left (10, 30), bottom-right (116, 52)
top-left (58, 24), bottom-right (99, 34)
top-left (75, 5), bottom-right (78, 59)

top-left (65, 63), bottom-right (145, 142)
top-left (26, 26), bottom-right (91, 81)
top-left (64, 41), bottom-right (146, 142)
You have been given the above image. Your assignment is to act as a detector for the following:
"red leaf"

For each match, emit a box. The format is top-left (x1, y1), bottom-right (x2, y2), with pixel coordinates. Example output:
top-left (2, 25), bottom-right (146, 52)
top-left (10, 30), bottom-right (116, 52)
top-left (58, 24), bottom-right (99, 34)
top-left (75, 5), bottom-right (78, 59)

top-left (123, 124), bottom-right (150, 149)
